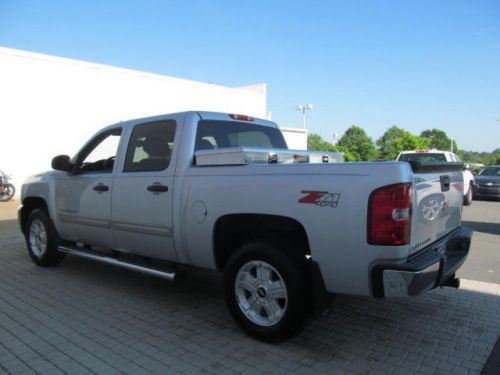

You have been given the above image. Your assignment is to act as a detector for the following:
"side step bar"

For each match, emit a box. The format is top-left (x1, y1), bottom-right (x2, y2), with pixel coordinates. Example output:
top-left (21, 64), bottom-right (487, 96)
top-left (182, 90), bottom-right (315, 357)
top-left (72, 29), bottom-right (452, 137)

top-left (58, 246), bottom-right (179, 281)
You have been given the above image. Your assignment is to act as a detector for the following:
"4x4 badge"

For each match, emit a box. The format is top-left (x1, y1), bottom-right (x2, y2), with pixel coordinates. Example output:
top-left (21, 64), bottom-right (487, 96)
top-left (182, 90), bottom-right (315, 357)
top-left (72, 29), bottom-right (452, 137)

top-left (299, 191), bottom-right (341, 208)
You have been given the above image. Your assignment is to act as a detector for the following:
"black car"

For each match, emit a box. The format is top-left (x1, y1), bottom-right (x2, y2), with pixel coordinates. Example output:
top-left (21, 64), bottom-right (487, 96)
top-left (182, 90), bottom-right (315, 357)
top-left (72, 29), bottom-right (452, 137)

top-left (473, 166), bottom-right (500, 199)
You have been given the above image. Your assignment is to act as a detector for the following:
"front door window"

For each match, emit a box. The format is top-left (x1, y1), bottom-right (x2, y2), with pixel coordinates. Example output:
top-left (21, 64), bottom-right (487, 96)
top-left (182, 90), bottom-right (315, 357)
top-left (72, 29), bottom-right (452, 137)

top-left (76, 128), bottom-right (122, 173)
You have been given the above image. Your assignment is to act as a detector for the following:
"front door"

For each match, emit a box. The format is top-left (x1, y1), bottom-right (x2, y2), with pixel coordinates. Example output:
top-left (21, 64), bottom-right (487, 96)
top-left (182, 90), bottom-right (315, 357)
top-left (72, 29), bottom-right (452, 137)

top-left (55, 127), bottom-right (122, 248)
top-left (111, 118), bottom-right (179, 261)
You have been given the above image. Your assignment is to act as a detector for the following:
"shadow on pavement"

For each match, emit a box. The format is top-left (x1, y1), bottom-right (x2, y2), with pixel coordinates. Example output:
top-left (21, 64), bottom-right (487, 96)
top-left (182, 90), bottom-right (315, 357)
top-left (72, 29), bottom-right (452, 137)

top-left (462, 221), bottom-right (500, 236)
top-left (0, 219), bottom-right (21, 240)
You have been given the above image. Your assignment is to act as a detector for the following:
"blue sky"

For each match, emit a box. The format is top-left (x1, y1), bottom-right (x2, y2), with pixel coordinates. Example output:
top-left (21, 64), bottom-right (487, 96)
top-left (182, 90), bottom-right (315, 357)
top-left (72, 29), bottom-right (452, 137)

top-left (1, 0), bottom-right (499, 152)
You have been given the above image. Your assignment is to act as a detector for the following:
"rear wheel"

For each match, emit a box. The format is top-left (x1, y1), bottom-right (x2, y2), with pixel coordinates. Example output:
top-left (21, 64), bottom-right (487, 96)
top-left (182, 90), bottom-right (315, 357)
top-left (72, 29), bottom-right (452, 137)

top-left (463, 184), bottom-right (473, 206)
top-left (223, 242), bottom-right (307, 342)
top-left (25, 209), bottom-right (65, 266)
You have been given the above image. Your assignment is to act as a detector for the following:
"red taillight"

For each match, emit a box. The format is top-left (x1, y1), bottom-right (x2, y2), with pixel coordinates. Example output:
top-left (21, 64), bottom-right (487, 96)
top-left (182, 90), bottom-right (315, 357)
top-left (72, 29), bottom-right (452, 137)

top-left (368, 183), bottom-right (412, 246)
top-left (229, 114), bottom-right (254, 121)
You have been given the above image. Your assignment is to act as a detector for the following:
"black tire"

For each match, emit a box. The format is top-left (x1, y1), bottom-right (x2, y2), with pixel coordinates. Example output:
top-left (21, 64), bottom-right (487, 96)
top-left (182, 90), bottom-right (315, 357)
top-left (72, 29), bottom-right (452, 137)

top-left (25, 209), bottom-right (65, 267)
top-left (0, 183), bottom-right (15, 202)
top-left (463, 184), bottom-right (473, 206)
top-left (223, 242), bottom-right (308, 343)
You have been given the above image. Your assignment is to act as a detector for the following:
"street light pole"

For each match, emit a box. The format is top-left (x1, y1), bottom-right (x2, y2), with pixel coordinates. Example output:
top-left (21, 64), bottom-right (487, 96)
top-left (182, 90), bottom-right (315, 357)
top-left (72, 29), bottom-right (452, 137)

top-left (296, 104), bottom-right (313, 129)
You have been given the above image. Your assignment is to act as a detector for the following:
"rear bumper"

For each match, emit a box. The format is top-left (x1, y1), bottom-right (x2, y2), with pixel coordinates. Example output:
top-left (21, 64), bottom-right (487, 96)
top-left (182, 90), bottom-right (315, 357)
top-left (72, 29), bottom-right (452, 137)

top-left (371, 227), bottom-right (473, 297)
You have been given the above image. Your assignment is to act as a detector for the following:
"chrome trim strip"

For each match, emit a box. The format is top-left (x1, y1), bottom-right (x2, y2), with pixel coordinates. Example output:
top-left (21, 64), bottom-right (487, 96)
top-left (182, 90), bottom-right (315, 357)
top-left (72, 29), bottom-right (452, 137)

top-left (58, 246), bottom-right (177, 281)
top-left (59, 214), bottom-right (111, 229)
top-left (112, 222), bottom-right (172, 237)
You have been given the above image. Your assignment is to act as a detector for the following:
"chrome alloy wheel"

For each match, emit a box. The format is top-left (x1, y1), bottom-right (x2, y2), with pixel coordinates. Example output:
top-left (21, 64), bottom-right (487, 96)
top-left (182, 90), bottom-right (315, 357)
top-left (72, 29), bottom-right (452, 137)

top-left (29, 219), bottom-right (47, 257)
top-left (234, 260), bottom-right (288, 327)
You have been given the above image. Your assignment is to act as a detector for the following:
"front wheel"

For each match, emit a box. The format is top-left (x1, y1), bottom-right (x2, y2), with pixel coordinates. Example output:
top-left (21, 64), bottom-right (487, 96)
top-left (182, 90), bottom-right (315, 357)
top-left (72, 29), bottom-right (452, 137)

top-left (25, 209), bottom-right (65, 266)
top-left (0, 183), bottom-right (15, 202)
top-left (223, 242), bottom-right (307, 342)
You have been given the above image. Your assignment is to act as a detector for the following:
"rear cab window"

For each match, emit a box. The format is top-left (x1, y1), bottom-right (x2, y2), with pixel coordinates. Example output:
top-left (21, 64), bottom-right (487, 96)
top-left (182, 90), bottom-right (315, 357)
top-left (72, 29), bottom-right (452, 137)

top-left (398, 153), bottom-right (447, 162)
top-left (195, 120), bottom-right (287, 151)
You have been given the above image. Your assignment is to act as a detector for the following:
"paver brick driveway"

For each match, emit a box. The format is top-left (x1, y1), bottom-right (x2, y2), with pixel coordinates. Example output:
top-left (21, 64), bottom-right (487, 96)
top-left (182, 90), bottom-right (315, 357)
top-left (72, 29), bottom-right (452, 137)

top-left (1, 234), bottom-right (499, 375)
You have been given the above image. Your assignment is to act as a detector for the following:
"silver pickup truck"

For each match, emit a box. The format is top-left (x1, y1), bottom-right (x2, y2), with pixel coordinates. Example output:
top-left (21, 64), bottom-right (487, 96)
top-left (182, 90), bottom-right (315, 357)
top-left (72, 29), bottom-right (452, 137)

top-left (18, 111), bottom-right (472, 342)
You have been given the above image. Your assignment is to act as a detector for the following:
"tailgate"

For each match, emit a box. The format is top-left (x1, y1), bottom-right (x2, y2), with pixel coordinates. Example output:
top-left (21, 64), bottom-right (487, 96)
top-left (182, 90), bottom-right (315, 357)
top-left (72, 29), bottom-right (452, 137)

top-left (409, 161), bottom-right (464, 255)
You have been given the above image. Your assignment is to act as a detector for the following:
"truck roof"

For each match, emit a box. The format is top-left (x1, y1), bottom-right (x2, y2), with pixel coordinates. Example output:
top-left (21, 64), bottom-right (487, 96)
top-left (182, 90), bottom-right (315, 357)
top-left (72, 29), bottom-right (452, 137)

top-left (107, 111), bottom-right (278, 132)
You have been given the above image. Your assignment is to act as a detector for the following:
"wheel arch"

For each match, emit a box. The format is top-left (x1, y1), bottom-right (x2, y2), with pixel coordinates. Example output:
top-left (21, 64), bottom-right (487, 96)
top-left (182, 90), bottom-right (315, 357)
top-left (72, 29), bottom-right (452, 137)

top-left (213, 213), bottom-right (311, 270)
top-left (20, 197), bottom-right (49, 234)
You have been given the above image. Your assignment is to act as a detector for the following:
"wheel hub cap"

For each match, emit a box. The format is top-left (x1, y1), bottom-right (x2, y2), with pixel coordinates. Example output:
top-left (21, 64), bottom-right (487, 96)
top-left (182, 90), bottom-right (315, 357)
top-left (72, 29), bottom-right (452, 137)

top-left (257, 287), bottom-right (267, 298)
top-left (29, 219), bottom-right (47, 257)
top-left (234, 260), bottom-right (288, 327)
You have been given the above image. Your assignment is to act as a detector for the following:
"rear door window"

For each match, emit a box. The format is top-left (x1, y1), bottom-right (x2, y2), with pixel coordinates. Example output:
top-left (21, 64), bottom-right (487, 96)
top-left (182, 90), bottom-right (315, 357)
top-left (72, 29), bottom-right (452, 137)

top-left (124, 120), bottom-right (176, 172)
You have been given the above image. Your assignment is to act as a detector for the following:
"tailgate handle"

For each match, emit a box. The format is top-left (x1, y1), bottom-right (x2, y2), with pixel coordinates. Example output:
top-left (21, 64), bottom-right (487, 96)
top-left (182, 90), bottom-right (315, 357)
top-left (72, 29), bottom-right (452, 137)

top-left (440, 175), bottom-right (450, 192)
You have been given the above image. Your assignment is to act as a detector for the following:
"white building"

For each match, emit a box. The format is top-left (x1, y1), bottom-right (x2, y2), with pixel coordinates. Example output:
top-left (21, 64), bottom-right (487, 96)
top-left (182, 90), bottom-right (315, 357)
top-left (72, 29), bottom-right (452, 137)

top-left (279, 127), bottom-right (308, 150)
top-left (0, 47), bottom-right (268, 190)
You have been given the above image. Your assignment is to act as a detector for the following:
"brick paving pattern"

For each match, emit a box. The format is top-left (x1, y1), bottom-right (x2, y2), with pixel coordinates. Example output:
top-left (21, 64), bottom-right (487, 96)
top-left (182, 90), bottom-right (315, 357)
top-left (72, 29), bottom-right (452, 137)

top-left (1, 237), bottom-right (499, 374)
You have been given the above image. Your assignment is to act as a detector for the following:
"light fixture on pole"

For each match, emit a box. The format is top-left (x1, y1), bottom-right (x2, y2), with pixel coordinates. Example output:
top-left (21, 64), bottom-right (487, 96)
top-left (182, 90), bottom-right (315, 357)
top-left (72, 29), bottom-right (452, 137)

top-left (333, 133), bottom-right (339, 144)
top-left (296, 104), bottom-right (313, 129)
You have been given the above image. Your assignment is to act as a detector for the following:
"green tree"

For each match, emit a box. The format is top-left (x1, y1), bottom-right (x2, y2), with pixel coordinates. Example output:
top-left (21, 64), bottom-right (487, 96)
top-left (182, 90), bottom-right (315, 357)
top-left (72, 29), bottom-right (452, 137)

top-left (308, 133), bottom-right (337, 151)
top-left (307, 133), bottom-right (354, 161)
top-left (483, 148), bottom-right (500, 165)
top-left (420, 128), bottom-right (457, 151)
top-left (376, 126), bottom-right (430, 160)
top-left (454, 148), bottom-right (500, 165)
top-left (460, 150), bottom-right (483, 164)
top-left (336, 126), bottom-right (377, 161)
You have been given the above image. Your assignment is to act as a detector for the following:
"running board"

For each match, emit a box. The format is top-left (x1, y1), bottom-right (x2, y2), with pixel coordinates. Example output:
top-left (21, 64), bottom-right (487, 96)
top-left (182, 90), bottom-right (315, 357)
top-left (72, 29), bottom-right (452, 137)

top-left (58, 246), bottom-right (178, 281)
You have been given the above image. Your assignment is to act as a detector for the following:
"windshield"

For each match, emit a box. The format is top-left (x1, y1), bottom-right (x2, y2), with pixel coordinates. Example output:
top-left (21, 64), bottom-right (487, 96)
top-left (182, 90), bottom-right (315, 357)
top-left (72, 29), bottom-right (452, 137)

top-left (479, 167), bottom-right (500, 177)
top-left (398, 153), bottom-right (447, 162)
top-left (195, 120), bottom-right (288, 151)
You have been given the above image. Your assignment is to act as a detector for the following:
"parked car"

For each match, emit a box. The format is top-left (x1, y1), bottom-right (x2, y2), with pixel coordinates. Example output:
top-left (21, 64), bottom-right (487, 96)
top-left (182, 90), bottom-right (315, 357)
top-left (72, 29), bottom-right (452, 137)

top-left (18, 111), bottom-right (472, 342)
top-left (396, 150), bottom-right (475, 206)
top-left (473, 166), bottom-right (500, 199)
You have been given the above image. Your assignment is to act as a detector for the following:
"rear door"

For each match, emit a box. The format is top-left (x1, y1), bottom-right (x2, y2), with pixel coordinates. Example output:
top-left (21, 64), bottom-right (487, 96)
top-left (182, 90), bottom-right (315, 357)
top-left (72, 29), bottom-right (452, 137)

top-left (409, 163), bottom-right (464, 255)
top-left (111, 116), bottom-right (181, 261)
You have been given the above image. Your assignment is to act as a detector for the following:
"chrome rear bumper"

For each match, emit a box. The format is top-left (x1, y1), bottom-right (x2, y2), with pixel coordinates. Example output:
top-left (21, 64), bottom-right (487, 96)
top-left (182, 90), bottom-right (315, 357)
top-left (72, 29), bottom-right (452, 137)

top-left (372, 227), bottom-right (473, 297)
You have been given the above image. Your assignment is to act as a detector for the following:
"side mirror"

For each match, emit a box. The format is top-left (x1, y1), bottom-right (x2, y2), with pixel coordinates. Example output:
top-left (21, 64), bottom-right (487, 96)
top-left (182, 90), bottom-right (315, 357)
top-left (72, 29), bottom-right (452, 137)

top-left (51, 155), bottom-right (73, 172)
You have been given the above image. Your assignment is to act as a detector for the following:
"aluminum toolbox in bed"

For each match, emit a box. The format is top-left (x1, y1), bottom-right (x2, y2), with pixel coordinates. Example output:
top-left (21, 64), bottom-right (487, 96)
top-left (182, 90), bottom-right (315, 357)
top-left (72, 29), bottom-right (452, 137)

top-left (194, 147), bottom-right (344, 166)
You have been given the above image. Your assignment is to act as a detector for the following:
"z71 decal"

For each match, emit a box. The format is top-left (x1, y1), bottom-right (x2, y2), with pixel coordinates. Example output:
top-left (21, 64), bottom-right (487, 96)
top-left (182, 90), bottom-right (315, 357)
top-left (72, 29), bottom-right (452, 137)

top-left (299, 191), bottom-right (341, 208)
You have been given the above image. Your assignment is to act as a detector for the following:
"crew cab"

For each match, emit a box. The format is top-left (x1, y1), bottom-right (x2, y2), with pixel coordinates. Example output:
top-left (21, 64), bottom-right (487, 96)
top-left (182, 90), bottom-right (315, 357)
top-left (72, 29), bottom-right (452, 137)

top-left (396, 150), bottom-right (475, 205)
top-left (19, 111), bottom-right (472, 342)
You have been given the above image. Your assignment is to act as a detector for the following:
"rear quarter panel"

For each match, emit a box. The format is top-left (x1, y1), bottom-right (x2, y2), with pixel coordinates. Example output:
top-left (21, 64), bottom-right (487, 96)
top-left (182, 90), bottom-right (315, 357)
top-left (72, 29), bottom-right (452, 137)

top-left (178, 162), bottom-right (414, 296)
